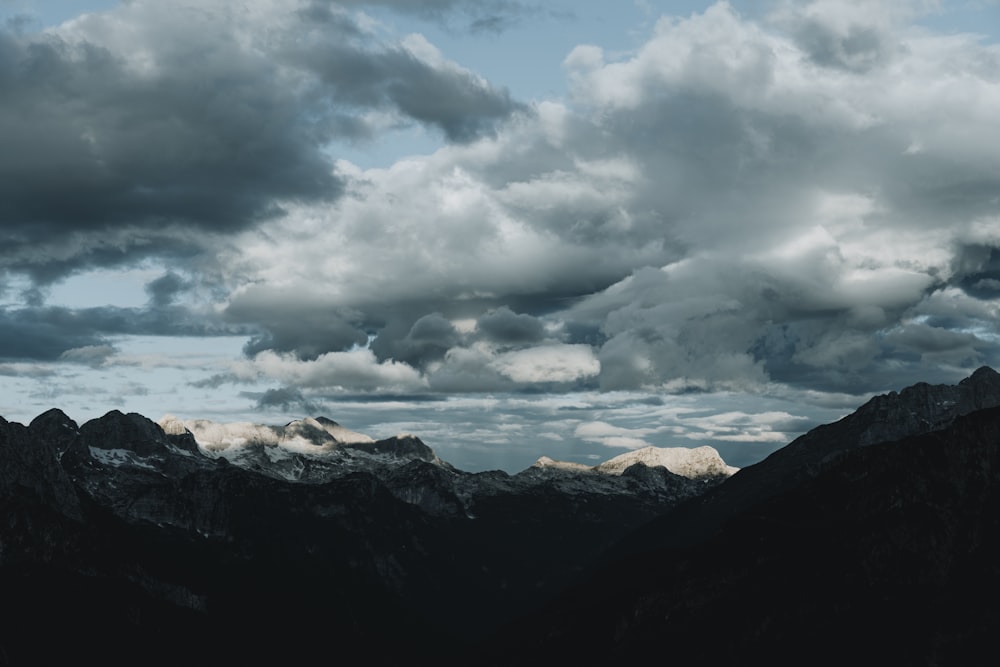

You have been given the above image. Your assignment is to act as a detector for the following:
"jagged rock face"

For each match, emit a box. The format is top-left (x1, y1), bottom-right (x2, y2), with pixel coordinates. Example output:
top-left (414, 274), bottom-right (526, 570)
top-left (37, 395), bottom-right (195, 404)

top-left (81, 410), bottom-right (186, 457)
top-left (27, 408), bottom-right (81, 457)
top-left (795, 365), bottom-right (1000, 458)
top-left (346, 434), bottom-right (440, 463)
top-left (0, 416), bottom-right (82, 525)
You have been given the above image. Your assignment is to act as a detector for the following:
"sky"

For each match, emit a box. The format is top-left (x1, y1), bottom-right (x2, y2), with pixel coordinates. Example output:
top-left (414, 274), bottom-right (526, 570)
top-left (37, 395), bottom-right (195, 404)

top-left (1, 0), bottom-right (1000, 473)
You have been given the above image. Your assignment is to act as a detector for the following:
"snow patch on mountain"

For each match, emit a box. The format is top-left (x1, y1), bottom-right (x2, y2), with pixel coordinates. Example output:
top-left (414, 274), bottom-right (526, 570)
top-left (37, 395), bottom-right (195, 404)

top-left (157, 415), bottom-right (374, 460)
top-left (90, 447), bottom-right (159, 470)
top-left (598, 446), bottom-right (739, 479)
top-left (533, 446), bottom-right (738, 480)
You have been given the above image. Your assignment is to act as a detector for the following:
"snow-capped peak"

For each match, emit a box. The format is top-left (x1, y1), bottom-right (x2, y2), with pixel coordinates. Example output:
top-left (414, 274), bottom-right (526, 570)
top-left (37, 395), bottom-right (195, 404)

top-left (533, 446), bottom-right (738, 480)
top-left (155, 415), bottom-right (375, 457)
top-left (596, 446), bottom-right (739, 479)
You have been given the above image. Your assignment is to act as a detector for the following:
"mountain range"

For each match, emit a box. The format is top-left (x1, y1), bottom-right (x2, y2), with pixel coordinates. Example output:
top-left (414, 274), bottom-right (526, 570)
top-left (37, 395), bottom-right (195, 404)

top-left (3, 367), bottom-right (1000, 665)
top-left (0, 403), bottom-right (731, 665)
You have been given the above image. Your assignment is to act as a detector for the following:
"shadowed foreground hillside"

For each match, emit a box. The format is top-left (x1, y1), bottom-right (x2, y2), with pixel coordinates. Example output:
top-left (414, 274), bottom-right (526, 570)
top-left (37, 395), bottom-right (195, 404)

top-left (3, 368), bottom-right (1000, 666)
top-left (479, 369), bottom-right (1000, 666)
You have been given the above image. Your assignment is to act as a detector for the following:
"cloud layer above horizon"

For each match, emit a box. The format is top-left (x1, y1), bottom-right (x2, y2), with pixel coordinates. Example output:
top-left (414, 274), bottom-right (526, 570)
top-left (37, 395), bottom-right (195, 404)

top-left (2, 0), bottom-right (1000, 468)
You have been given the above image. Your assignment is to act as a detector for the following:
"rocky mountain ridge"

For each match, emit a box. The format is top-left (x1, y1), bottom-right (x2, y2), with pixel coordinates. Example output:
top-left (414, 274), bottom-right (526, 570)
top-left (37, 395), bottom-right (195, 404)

top-left (5, 367), bottom-right (999, 666)
top-left (607, 364), bottom-right (1000, 559)
top-left (0, 404), bottom-right (734, 665)
top-left (479, 367), bottom-right (1000, 666)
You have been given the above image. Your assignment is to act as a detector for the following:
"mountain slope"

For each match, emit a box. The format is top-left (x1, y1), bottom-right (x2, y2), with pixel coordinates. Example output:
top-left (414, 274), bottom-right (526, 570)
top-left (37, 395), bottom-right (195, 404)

top-left (609, 365), bottom-right (1000, 559)
top-left (478, 370), bottom-right (1000, 666)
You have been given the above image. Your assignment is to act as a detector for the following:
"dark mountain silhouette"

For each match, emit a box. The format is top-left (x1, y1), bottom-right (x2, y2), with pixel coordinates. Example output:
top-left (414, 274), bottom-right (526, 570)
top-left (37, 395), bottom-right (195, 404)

top-left (3, 368), bottom-right (999, 666)
top-left (0, 407), bottom-right (726, 665)
top-left (477, 367), bottom-right (1000, 666)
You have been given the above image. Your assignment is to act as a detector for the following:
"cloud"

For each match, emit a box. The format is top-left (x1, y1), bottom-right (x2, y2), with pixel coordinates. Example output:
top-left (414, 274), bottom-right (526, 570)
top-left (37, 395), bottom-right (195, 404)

top-left (0, 0), bottom-right (524, 286)
top-left (574, 421), bottom-right (653, 449)
top-left (0, 16), bottom-right (342, 283)
top-left (424, 345), bottom-right (515, 393)
top-left (5, 0), bottom-right (1000, 413)
top-left (243, 347), bottom-right (428, 393)
top-left (488, 343), bottom-right (600, 384)
top-left (679, 410), bottom-right (809, 443)
top-left (332, 0), bottom-right (538, 33)
top-left (574, 408), bottom-right (813, 451)
top-left (191, 0), bottom-right (1000, 401)
top-left (476, 306), bottom-right (546, 345)
top-left (58, 344), bottom-right (117, 366)
top-left (230, 289), bottom-right (371, 360)
top-left (288, 30), bottom-right (525, 142)
top-left (0, 304), bottom-right (250, 361)
top-left (387, 312), bottom-right (462, 368)
top-left (244, 386), bottom-right (325, 414)
top-left (769, 0), bottom-right (913, 73)
top-left (145, 272), bottom-right (189, 307)
top-left (0, 363), bottom-right (58, 379)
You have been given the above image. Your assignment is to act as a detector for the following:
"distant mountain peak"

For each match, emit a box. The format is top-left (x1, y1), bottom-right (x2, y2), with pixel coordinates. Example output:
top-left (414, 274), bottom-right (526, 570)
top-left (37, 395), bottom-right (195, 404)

top-left (80, 410), bottom-right (175, 456)
top-left (848, 365), bottom-right (1000, 448)
top-left (963, 365), bottom-right (1000, 383)
top-left (532, 445), bottom-right (738, 480)
top-left (28, 408), bottom-right (77, 428)
top-left (597, 445), bottom-right (739, 479)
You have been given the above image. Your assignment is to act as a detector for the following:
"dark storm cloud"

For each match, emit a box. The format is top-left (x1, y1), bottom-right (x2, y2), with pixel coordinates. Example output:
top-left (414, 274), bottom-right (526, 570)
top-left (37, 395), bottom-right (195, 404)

top-left (476, 306), bottom-right (545, 344)
top-left (0, 0), bottom-right (525, 285)
top-left (225, 289), bottom-right (370, 359)
top-left (883, 323), bottom-right (984, 358)
top-left (241, 323), bottom-right (369, 360)
top-left (386, 313), bottom-right (461, 367)
top-left (952, 245), bottom-right (1000, 299)
top-left (288, 37), bottom-right (525, 143)
top-left (246, 386), bottom-right (325, 414)
top-left (0, 305), bottom-right (251, 361)
top-left (145, 272), bottom-right (189, 308)
top-left (229, 287), bottom-right (568, 366)
top-left (0, 312), bottom-right (104, 361)
top-left (385, 61), bottom-right (523, 142)
top-left (0, 28), bottom-right (341, 282)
